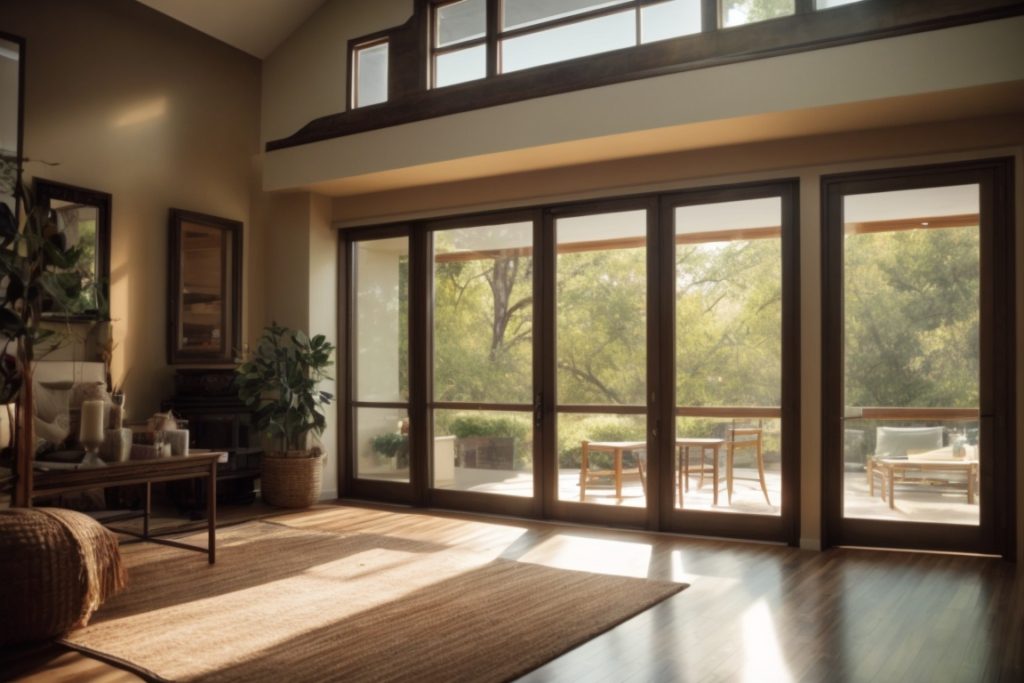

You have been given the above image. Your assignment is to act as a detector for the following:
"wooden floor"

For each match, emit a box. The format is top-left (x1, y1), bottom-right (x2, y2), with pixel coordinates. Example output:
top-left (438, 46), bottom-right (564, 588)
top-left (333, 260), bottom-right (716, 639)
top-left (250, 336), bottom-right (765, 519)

top-left (3, 501), bottom-right (1022, 682)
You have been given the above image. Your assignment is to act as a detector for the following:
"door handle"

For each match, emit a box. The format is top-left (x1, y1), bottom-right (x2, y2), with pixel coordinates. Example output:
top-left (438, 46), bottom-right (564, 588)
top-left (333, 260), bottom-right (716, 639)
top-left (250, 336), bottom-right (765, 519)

top-left (533, 393), bottom-right (543, 428)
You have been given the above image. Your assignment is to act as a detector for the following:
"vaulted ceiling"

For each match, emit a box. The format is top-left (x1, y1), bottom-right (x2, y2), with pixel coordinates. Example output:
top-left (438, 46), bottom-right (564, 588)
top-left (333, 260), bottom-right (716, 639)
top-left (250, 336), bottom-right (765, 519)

top-left (136, 0), bottom-right (326, 58)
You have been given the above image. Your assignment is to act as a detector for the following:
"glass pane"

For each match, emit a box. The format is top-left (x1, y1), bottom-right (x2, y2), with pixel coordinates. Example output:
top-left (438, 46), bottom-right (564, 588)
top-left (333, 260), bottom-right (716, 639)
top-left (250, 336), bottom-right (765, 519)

top-left (355, 407), bottom-right (410, 482)
top-left (0, 37), bottom-right (20, 216)
top-left (816, 0), bottom-right (864, 8)
top-left (503, 0), bottom-right (631, 31)
top-left (842, 184), bottom-right (980, 526)
top-left (641, 0), bottom-right (702, 44)
top-left (436, 0), bottom-right (486, 48)
top-left (433, 410), bottom-right (534, 496)
top-left (501, 10), bottom-right (635, 73)
top-left (675, 198), bottom-right (781, 408)
top-left (556, 210), bottom-right (646, 406)
top-left (433, 222), bottom-right (533, 404)
top-left (354, 41), bottom-right (388, 107)
top-left (721, 0), bottom-right (795, 27)
top-left (355, 238), bottom-right (409, 402)
top-left (179, 223), bottom-right (227, 355)
top-left (674, 197), bottom-right (783, 517)
top-left (435, 44), bottom-right (487, 88)
top-left (674, 417), bottom-right (781, 513)
top-left (51, 201), bottom-right (99, 313)
top-left (557, 413), bottom-right (647, 505)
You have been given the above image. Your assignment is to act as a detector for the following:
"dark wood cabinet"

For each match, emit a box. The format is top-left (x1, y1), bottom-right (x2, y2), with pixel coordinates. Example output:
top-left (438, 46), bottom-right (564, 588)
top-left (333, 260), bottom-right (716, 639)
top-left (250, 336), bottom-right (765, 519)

top-left (162, 369), bottom-right (261, 510)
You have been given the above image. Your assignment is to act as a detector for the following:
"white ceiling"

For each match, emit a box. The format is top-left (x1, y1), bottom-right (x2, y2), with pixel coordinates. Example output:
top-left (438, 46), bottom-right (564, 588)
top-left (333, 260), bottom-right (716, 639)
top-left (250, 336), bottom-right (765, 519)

top-left (137, 0), bottom-right (327, 59)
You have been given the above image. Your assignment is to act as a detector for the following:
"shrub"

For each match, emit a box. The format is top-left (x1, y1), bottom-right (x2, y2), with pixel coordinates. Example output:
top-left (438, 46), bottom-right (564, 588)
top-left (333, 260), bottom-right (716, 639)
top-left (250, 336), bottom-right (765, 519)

top-left (557, 415), bottom-right (645, 470)
top-left (449, 414), bottom-right (530, 441)
top-left (448, 413), bottom-right (531, 469)
top-left (371, 432), bottom-right (409, 468)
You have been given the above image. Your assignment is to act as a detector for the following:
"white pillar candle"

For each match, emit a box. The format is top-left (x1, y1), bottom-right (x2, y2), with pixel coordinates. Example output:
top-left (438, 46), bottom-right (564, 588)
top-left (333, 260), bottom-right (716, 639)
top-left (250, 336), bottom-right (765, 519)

top-left (80, 400), bottom-right (106, 444)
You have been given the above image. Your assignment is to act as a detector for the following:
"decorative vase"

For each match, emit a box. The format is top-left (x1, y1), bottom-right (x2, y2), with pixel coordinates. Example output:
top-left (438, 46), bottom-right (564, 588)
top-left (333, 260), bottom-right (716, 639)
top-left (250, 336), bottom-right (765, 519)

top-left (261, 450), bottom-right (323, 508)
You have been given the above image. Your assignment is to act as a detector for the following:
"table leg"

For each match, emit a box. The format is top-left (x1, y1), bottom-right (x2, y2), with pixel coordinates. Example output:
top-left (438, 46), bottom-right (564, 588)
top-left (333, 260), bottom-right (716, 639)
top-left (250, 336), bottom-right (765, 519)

top-left (144, 481), bottom-right (151, 539)
top-left (614, 449), bottom-right (623, 499)
top-left (698, 447), bottom-right (706, 489)
top-left (967, 464), bottom-right (976, 505)
top-left (888, 466), bottom-right (895, 510)
top-left (726, 443), bottom-right (734, 505)
top-left (208, 461), bottom-right (216, 564)
top-left (711, 446), bottom-right (719, 506)
top-left (579, 441), bottom-right (590, 502)
top-left (868, 459), bottom-right (875, 496)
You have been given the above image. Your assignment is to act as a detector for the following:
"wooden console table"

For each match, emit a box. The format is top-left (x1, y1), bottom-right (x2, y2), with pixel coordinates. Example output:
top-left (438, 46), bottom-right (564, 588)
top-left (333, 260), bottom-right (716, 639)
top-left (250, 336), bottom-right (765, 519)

top-left (30, 452), bottom-right (223, 563)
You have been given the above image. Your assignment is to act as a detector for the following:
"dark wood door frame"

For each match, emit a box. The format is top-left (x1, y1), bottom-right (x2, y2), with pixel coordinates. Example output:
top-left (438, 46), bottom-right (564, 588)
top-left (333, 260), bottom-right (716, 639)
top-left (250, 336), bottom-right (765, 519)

top-left (542, 196), bottom-right (658, 530)
top-left (340, 224), bottom-right (419, 505)
top-left (339, 181), bottom-right (802, 544)
top-left (422, 209), bottom-right (542, 519)
top-left (820, 157), bottom-right (1016, 559)
top-left (657, 180), bottom-right (801, 545)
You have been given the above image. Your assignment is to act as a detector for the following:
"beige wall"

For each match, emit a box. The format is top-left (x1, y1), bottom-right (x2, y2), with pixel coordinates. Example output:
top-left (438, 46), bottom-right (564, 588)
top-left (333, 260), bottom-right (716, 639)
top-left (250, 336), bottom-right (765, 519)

top-left (264, 192), bottom-right (339, 498)
top-left (0, 0), bottom-right (265, 419)
top-left (261, 0), bottom-right (412, 144)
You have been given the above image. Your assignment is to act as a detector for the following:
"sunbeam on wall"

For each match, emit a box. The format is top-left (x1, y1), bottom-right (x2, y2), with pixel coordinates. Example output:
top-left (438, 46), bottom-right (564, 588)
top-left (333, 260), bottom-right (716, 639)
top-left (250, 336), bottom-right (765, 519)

top-left (112, 96), bottom-right (167, 128)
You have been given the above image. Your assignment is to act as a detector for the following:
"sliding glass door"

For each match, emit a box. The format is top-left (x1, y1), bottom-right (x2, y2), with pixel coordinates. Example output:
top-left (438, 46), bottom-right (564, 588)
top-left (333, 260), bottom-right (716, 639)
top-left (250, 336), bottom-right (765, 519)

top-left (341, 182), bottom-right (802, 542)
top-left (660, 183), bottom-right (799, 540)
top-left (549, 202), bottom-right (654, 526)
top-left (823, 159), bottom-right (1015, 556)
top-left (343, 231), bottom-right (413, 502)
top-left (428, 215), bottom-right (538, 515)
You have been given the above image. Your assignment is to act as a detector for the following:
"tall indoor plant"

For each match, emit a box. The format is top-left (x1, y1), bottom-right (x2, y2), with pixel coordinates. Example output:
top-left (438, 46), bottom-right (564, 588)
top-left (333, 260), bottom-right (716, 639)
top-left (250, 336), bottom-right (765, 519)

top-left (236, 322), bottom-right (335, 508)
top-left (1, 181), bottom-right (91, 506)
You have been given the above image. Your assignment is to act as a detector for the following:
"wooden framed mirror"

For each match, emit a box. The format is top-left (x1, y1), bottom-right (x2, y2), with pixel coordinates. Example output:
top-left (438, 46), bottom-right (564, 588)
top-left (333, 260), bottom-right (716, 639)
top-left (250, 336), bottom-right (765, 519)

top-left (34, 178), bottom-right (112, 321)
top-left (168, 209), bottom-right (242, 365)
top-left (0, 32), bottom-right (25, 220)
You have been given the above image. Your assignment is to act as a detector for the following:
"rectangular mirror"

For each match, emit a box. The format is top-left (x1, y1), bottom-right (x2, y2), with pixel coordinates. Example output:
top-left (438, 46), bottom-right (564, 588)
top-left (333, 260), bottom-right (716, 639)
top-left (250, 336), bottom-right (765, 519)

top-left (168, 209), bottom-right (242, 365)
top-left (0, 33), bottom-right (25, 218)
top-left (34, 179), bottom-right (112, 320)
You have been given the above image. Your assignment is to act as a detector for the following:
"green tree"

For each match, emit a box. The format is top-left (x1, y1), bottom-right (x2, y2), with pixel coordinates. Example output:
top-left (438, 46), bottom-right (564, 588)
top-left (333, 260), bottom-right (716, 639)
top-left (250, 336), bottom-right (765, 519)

top-left (433, 229), bottom-right (533, 404)
top-left (844, 226), bottom-right (979, 408)
top-left (726, 0), bottom-right (795, 23)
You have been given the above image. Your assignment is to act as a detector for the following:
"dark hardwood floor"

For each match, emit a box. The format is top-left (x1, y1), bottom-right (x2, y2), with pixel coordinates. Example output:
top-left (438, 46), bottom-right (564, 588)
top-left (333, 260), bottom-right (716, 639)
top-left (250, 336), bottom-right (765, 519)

top-left (3, 502), bottom-right (1022, 682)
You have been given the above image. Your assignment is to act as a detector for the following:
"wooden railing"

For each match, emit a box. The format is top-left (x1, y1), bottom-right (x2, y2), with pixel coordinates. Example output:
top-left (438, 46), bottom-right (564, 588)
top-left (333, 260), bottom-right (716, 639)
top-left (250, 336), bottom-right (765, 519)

top-left (846, 407), bottom-right (979, 421)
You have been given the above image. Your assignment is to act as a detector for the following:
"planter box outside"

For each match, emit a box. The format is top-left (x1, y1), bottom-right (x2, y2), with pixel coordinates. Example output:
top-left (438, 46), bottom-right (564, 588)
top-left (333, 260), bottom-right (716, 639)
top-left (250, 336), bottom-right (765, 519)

top-left (456, 436), bottom-right (515, 470)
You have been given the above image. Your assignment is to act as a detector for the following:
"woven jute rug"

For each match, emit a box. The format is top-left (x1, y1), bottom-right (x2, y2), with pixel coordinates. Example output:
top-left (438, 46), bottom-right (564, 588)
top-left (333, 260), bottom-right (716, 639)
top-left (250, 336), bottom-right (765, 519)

top-left (63, 520), bottom-right (686, 682)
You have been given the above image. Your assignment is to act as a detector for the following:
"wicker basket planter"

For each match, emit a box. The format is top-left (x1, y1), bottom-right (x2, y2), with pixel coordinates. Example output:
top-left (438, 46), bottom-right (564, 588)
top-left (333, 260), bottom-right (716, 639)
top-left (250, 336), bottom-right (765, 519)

top-left (261, 450), bottom-right (323, 508)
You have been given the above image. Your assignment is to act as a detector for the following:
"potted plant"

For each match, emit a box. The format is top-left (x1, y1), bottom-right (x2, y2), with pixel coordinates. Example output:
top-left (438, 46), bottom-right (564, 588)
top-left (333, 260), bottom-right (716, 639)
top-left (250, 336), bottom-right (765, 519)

top-left (1, 181), bottom-right (93, 506)
top-left (371, 431), bottom-right (408, 468)
top-left (236, 322), bottom-right (335, 508)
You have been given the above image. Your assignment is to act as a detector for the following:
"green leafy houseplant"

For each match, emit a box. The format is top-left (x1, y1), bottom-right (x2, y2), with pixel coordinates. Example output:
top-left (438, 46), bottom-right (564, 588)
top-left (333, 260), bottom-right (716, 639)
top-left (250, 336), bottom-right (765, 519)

top-left (236, 322), bottom-right (335, 455)
top-left (371, 432), bottom-right (408, 468)
top-left (236, 323), bottom-right (335, 508)
top-left (1, 181), bottom-right (93, 506)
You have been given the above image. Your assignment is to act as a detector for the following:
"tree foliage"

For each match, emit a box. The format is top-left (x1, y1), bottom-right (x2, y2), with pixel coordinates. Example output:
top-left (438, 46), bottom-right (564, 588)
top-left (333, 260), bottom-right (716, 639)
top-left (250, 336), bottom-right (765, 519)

top-left (844, 227), bottom-right (979, 408)
top-left (727, 0), bottom-right (795, 23)
top-left (422, 218), bottom-right (978, 467)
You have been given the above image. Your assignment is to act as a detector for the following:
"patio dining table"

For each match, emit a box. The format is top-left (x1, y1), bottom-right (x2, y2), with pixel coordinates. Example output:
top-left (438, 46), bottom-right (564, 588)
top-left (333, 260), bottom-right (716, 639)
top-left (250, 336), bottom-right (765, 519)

top-left (579, 440), bottom-right (647, 501)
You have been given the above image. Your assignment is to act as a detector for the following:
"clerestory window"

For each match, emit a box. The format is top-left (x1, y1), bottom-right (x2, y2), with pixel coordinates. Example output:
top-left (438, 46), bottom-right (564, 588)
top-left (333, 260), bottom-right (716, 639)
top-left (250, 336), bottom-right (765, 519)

top-left (352, 38), bottom-right (389, 108)
top-left (430, 0), bottom-right (704, 89)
